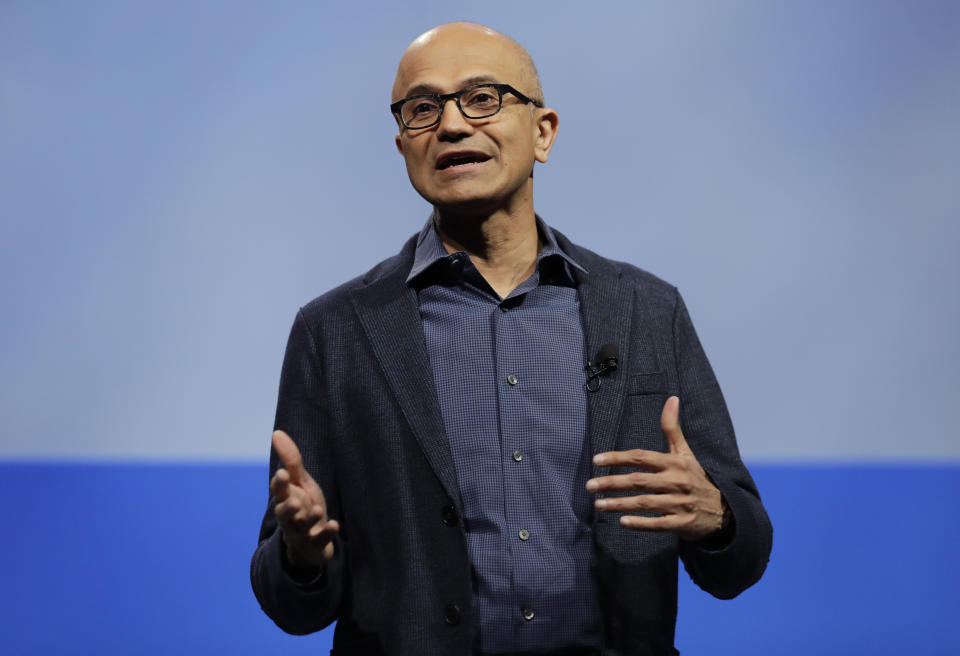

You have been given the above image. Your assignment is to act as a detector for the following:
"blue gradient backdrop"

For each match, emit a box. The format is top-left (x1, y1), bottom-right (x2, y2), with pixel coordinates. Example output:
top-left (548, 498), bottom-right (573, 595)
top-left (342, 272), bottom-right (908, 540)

top-left (2, 1), bottom-right (958, 653)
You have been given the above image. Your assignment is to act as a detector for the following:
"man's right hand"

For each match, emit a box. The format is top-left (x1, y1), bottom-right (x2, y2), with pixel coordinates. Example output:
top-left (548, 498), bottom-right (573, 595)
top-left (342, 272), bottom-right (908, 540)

top-left (270, 430), bottom-right (339, 572)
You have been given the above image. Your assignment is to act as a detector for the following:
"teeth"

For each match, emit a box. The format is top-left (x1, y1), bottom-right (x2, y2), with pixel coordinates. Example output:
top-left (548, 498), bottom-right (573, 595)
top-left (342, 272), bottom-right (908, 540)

top-left (440, 155), bottom-right (485, 169)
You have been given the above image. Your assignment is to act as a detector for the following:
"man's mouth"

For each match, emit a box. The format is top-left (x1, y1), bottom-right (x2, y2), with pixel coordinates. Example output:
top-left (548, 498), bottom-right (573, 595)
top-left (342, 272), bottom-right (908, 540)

top-left (435, 151), bottom-right (492, 170)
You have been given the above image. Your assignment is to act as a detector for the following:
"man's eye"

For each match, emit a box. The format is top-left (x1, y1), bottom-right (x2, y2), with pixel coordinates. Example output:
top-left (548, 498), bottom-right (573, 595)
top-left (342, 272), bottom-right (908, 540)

top-left (411, 102), bottom-right (438, 115)
top-left (466, 93), bottom-right (495, 106)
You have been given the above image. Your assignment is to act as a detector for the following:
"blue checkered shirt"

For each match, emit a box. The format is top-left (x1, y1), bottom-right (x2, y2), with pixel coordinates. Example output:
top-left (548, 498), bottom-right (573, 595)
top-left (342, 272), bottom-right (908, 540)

top-left (407, 217), bottom-right (603, 654)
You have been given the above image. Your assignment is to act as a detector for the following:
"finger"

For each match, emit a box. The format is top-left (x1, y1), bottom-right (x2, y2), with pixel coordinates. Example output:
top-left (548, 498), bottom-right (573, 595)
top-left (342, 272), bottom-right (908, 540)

top-left (275, 499), bottom-right (301, 524)
top-left (587, 471), bottom-right (673, 493)
top-left (303, 503), bottom-right (327, 525)
top-left (307, 518), bottom-right (340, 540)
top-left (592, 449), bottom-right (672, 471)
top-left (292, 502), bottom-right (324, 525)
top-left (270, 468), bottom-right (292, 501)
top-left (278, 492), bottom-right (323, 524)
top-left (287, 518), bottom-right (338, 550)
top-left (275, 491), bottom-right (308, 519)
top-left (619, 514), bottom-right (683, 531)
top-left (272, 430), bottom-right (309, 485)
top-left (305, 520), bottom-right (341, 562)
top-left (595, 493), bottom-right (689, 513)
top-left (274, 484), bottom-right (313, 521)
top-left (277, 507), bottom-right (325, 543)
top-left (661, 396), bottom-right (690, 455)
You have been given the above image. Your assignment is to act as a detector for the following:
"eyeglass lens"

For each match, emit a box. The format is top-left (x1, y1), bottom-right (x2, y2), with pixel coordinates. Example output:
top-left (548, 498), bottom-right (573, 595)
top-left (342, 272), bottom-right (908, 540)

top-left (401, 86), bottom-right (502, 128)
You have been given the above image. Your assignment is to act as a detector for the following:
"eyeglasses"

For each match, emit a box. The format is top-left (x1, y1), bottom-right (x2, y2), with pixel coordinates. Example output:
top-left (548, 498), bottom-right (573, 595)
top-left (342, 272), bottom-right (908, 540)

top-left (391, 83), bottom-right (542, 130)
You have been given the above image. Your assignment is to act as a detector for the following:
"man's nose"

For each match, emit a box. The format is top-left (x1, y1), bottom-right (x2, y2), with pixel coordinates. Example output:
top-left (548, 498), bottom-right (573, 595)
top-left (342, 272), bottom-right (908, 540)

top-left (436, 98), bottom-right (473, 139)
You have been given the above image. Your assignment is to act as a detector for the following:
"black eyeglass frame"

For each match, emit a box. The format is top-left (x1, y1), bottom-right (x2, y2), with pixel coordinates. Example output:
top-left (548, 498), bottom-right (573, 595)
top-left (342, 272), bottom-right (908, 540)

top-left (390, 83), bottom-right (543, 130)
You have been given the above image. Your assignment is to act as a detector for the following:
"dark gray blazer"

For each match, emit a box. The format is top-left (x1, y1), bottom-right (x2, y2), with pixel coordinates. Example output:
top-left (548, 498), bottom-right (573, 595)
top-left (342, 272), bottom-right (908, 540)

top-left (251, 230), bottom-right (772, 656)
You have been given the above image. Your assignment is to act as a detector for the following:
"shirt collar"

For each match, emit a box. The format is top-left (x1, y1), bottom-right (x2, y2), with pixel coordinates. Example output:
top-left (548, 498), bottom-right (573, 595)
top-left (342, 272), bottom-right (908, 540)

top-left (406, 213), bottom-right (587, 286)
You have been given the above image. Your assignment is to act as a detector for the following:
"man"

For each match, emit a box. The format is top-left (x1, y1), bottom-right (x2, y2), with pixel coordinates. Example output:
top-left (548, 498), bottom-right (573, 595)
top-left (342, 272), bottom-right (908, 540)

top-left (251, 22), bottom-right (771, 656)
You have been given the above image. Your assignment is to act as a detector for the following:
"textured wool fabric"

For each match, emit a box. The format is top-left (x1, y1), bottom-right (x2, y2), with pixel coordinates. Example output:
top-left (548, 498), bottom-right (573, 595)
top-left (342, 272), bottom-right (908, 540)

top-left (250, 223), bottom-right (772, 656)
top-left (409, 218), bottom-right (602, 653)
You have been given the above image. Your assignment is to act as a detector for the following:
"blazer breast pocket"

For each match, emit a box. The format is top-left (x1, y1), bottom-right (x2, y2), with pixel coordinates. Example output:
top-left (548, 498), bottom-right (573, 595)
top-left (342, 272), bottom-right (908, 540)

top-left (626, 371), bottom-right (667, 396)
top-left (619, 371), bottom-right (669, 451)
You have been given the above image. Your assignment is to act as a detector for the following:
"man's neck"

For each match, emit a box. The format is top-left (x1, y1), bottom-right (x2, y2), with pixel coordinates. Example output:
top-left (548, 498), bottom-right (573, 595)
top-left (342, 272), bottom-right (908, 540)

top-left (434, 206), bottom-right (541, 300)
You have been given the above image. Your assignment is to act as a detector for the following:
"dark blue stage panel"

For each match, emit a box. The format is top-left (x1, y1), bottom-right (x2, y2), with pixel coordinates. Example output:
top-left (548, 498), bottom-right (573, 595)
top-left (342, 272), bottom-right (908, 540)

top-left (0, 464), bottom-right (333, 655)
top-left (0, 463), bottom-right (957, 654)
top-left (676, 465), bottom-right (960, 655)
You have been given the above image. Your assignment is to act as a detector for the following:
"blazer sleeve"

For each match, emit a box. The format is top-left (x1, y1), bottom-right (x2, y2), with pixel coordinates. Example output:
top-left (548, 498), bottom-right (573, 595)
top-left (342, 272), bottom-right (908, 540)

top-left (250, 310), bottom-right (346, 634)
top-left (671, 289), bottom-right (773, 599)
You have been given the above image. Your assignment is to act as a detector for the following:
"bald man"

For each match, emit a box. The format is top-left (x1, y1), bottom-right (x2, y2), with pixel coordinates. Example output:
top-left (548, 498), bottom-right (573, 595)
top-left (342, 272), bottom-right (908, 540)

top-left (251, 22), bottom-right (771, 656)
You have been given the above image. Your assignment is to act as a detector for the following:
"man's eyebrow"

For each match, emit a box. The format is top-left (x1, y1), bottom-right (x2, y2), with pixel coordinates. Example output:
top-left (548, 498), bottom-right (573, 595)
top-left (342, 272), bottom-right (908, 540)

top-left (402, 76), bottom-right (501, 98)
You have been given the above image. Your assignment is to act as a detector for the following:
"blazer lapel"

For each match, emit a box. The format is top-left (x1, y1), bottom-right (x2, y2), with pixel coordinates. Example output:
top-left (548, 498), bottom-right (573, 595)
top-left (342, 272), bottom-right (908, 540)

top-left (350, 252), bottom-right (463, 510)
top-left (560, 237), bottom-right (636, 467)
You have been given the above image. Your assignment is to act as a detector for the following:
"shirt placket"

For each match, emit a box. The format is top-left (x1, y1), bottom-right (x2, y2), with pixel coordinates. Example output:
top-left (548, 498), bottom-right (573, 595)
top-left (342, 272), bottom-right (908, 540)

top-left (494, 290), bottom-right (539, 633)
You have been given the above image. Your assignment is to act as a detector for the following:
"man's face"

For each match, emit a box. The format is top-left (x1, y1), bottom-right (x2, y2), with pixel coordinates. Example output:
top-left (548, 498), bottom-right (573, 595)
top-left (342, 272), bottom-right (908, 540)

top-left (392, 27), bottom-right (556, 213)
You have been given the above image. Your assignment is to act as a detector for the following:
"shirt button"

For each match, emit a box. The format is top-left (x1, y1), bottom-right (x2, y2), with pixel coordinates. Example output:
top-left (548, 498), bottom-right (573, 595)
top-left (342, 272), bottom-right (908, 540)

top-left (512, 450), bottom-right (523, 462)
top-left (507, 374), bottom-right (518, 386)
top-left (444, 603), bottom-right (461, 625)
top-left (522, 606), bottom-right (535, 621)
top-left (518, 529), bottom-right (530, 541)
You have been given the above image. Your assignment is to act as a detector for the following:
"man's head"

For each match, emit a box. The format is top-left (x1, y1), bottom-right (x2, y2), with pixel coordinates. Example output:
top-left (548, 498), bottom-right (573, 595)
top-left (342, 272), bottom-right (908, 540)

top-left (391, 22), bottom-right (558, 215)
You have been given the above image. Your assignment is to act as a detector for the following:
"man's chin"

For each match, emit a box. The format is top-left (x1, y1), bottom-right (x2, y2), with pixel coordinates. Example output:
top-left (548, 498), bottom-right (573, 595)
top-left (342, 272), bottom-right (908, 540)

top-left (419, 189), bottom-right (503, 216)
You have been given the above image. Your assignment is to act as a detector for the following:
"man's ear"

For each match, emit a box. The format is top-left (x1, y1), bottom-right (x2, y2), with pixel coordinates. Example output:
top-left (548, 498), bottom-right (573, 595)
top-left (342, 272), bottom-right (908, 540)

top-left (533, 108), bottom-right (559, 163)
top-left (395, 132), bottom-right (404, 155)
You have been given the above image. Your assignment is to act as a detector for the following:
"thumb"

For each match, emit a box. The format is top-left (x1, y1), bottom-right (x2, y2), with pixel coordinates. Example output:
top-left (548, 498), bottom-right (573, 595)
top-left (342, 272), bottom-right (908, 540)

top-left (272, 430), bottom-right (309, 485)
top-left (660, 396), bottom-right (690, 455)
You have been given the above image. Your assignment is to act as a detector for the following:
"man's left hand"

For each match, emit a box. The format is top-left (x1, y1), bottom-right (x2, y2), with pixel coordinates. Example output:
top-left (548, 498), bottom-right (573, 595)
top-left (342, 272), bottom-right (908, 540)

top-left (586, 395), bottom-right (726, 541)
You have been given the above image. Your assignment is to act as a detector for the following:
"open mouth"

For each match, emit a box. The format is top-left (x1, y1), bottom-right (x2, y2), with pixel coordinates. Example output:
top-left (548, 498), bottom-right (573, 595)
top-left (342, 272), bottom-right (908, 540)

top-left (435, 152), bottom-right (492, 170)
